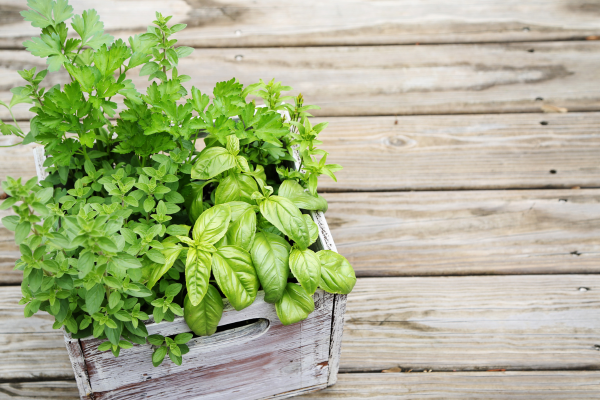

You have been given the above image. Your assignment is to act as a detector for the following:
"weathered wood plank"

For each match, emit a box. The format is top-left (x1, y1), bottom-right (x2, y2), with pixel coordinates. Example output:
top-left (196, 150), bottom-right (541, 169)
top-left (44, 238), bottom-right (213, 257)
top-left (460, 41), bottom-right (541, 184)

top-left (340, 276), bottom-right (600, 372)
top-left (2, 41), bottom-right (600, 120)
top-left (1, 0), bottom-right (600, 49)
top-left (323, 189), bottom-right (600, 276)
top-left (316, 113), bottom-right (600, 191)
top-left (2, 275), bottom-right (600, 379)
top-left (0, 381), bottom-right (79, 399)
top-left (4, 371), bottom-right (600, 400)
top-left (299, 372), bottom-right (600, 399)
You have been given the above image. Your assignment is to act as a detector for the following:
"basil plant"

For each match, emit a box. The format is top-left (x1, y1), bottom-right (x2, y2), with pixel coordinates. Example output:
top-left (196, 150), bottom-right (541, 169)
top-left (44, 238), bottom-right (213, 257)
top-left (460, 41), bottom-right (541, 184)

top-left (0, 0), bottom-right (356, 367)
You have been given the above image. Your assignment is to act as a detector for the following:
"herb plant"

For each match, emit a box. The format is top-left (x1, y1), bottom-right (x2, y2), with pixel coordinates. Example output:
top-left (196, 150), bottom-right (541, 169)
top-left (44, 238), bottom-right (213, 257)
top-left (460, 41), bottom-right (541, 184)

top-left (0, 0), bottom-right (356, 367)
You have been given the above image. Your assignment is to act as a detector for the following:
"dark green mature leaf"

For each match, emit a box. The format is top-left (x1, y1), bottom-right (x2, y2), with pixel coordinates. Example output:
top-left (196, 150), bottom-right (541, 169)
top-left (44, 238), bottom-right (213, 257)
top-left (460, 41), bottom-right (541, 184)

top-left (191, 147), bottom-right (237, 180)
top-left (192, 204), bottom-right (231, 244)
top-left (259, 196), bottom-right (311, 249)
top-left (183, 285), bottom-right (223, 336)
top-left (215, 173), bottom-right (258, 205)
top-left (250, 231), bottom-right (290, 303)
top-left (184, 248), bottom-right (212, 306)
top-left (275, 283), bottom-right (314, 325)
top-left (317, 250), bottom-right (356, 294)
top-left (289, 248), bottom-right (321, 295)
top-left (212, 246), bottom-right (258, 311)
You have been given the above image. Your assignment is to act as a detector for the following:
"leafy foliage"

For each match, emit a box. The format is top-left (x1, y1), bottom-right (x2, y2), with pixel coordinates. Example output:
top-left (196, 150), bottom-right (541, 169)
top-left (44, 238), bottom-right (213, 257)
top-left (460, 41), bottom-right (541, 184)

top-left (1, 0), bottom-right (356, 368)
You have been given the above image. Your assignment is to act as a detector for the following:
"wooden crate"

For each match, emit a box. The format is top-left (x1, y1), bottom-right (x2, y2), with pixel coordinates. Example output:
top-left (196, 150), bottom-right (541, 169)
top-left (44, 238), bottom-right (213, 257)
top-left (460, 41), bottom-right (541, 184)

top-left (32, 147), bottom-right (348, 400)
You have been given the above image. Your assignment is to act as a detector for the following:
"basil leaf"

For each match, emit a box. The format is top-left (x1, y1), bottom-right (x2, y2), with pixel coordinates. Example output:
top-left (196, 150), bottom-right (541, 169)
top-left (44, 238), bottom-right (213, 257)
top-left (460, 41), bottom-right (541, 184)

top-left (212, 246), bottom-right (259, 311)
top-left (317, 250), bottom-right (356, 294)
top-left (278, 180), bottom-right (328, 212)
top-left (215, 173), bottom-right (258, 205)
top-left (303, 214), bottom-right (319, 246)
top-left (184, 248), bottom-right (212, 306)
top-left (289, 248), bottom-right (321, 295)
top-left (192, 204), bottom-right (231, 244)
top-left (250, 231), bottom-right (290, 303)
top-left (147, 242), bottom-right (183, 289)
top-left (182, 181), bottom-right (212, 223)
top-left (183, 284), bottom-right (223, 336)
top-left (275, 283), bottom-right (315, 326)
top-left (225, 208), bottom-right (256, 251)
top-left (228, 201), bottom-right (253, 223)
top-left (259, 196), bottom-right (310, 249)
top-left (191, 147), bottom-right (236, 180)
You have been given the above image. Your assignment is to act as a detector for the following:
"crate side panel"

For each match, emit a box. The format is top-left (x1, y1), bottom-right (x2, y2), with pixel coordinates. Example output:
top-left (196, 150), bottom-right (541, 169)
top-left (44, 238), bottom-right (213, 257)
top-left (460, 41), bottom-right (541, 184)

top-left (84, 291), bottom-right (332, 399)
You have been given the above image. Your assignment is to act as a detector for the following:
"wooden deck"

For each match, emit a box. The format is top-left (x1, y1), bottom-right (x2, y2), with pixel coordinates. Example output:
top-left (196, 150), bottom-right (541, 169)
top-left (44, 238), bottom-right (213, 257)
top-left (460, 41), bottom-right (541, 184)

top-left (1, 0), bottom-right (600, 398)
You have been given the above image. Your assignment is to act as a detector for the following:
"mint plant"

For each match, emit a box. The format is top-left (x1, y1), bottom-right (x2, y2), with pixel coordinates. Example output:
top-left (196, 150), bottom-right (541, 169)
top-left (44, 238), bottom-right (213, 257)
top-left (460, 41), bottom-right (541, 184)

top-left (0, 0), bottom-right (356, 367)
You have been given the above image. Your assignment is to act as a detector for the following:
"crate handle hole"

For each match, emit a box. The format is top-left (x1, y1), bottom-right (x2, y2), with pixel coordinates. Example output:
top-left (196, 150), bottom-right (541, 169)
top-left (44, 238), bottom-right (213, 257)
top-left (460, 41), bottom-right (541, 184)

top-left (188, 318), bottom-right (270, 350)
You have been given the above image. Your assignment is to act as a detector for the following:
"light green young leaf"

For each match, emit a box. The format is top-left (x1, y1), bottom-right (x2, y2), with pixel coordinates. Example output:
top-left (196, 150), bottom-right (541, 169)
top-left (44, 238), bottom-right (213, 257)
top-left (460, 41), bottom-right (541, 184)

top-left (214, 173), bottom-right (258, 205)
top-left (20, 0), bottom-right (54, 28)
top-left (275, 283), bottom-right (315, 326)
top-left (192, 204), bottom-right (231, 244)
top-left (259, 196), bottom-right (311, 249)
top-left (289, 248), bottom-right (321, 295)
top-left (317, 250), bottom-right (356, 294)
top-left (278, 179), bottom-right (328, 212)
top-left (212, 246), bottom-right (258, 311)
top-left (183, 284), bottom-right (223, 336)
top-left (184, 248), bottom-right (212, 306)
top-left (71, 9), bottom-right (114, 49)
top-left (147, 242), bottom-right (183, 289)
top-left (250, 231), bottom-right (290, 303)
top-left (225, 207), bottom-right (256, 251)
top-left (191, 147), bottom-right (237, 180)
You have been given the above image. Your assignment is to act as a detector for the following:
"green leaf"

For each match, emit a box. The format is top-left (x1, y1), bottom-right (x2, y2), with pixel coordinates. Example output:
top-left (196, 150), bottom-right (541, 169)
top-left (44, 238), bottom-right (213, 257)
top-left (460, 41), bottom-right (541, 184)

top-left (289, 248), bottom-right (321, 295)
top-left (212, 246), bottom-right (258, 311)
top-left (303, 214), bottom-right (319, 246)
top-left (174, 332), bottom-right (193, 344)
top-left (250, 231), bottom-right (290, 303)
top-left (52, 0), bottom-right (74, 25)
top-left (147, 243), bottom-right (183, 290)
top-left (98, 341), bottom-right (112, 352)
top-left (0, 196), bottom-right (18, 210)
top-left (152, 346), bottom-right (168, 367)
top-left (175, 46), bottom-right (193, 58)
top-left (215, 173), bottom-right (258, 205)
top-left (183, 284), bottom-right (223, 336)
top-left (165, 224), bottom-right (190, 236)
top-left (147, 334), bottom-right (164, 346)
top-left (278, 180), bottom-right (328, 212)
top-left (184, 248), bottom-right (212, 306)
top-left (259, 196), bottom-right (311, 249)
top-left (23, 33), bottom-right (67, 72)
top-left (113, 253), bottom-right (143, 269)
top-left (225, 207), bottom-right (256, 251)
top-left (20, 0), bottom-right (54, 28)
top-left (317, 250), bottom-right (356, 294)
top-left (1, 215), bottom-right (19, 231)
top-left (78, 250), bottom-right (95, 278)
top-left (14, 221), bottom-right (31, 245)
top-left (191, 147), bottom-right (237, 180)
top-left (86, 283), bottom-right (105, 315)
top-left (192, 204), bottom-right (231, 244)
top-left (71, 9), bottom-right (114, 49)
top-left (275, 283), bottom-right (315, 326)
top-left (96, 236), bottom-right (118, 253)
top-left (146, 249), bottom-right (166, 264)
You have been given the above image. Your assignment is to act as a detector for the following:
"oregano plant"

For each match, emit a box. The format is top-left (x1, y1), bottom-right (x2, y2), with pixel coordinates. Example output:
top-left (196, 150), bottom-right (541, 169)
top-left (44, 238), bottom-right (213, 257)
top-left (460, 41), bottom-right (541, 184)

top-left (0, 0), bottom-right (356, 367)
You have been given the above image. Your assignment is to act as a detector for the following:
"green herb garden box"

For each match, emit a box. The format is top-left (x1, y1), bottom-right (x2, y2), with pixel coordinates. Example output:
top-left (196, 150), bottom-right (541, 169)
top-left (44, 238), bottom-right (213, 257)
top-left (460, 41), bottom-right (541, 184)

top-left (34, 147), bottom-right (348, 400)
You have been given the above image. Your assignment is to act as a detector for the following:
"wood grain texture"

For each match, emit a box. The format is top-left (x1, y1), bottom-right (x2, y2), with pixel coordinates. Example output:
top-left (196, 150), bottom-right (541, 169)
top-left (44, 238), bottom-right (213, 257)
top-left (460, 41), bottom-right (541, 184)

top-left (2, 275), bottom-right (600, 378)
top-left (1, 0), bottom-right (600, 49)
top-left (3, 41), bottom-right (600, 120)
top-left (299, 371), bottom-right (600, 399)
top-left (324, 189), bottom-right (600, 276)
top-left (339, 275), bottom-right (600, 372)
top-left (4, 371), bottom-right (600, 400)
top-left (316, 113), bottom-right (600, 191)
